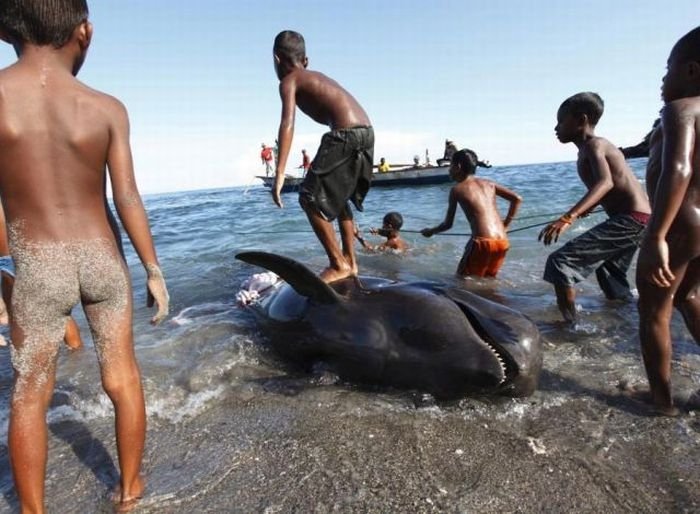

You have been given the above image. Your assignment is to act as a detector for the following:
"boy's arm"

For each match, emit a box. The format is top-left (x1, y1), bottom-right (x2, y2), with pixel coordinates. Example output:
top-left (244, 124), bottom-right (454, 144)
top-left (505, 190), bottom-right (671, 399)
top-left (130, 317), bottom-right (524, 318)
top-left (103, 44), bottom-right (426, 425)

top-left (107, 99), bottom-right (169, 324)
top-left (638, 101), bottom-right (695, 287)
top-left (422, 189), bottom-right (457, 237)
top-left (273, 78), bottom-right (297, 208)
top-left (494, 183), bottom-right (522, 229)
top-left (539, 141), bottom-right (613, 245)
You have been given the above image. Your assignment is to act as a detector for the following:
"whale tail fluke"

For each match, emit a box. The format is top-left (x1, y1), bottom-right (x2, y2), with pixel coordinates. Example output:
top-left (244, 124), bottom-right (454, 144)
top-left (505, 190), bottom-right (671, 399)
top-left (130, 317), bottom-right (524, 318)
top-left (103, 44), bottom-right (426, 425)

top-left (236, 251), bottom-right (341, 305)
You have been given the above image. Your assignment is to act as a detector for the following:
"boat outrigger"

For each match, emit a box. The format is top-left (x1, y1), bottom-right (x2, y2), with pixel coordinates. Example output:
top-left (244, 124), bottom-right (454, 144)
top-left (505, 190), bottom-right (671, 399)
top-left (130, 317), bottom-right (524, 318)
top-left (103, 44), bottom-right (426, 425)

top-left (256, 162), bottom-right (452, 193)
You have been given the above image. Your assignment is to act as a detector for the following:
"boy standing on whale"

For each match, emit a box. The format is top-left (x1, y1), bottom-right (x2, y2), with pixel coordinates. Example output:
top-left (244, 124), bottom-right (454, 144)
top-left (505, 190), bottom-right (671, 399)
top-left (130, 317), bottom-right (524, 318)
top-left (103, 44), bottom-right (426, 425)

top-left (271, 30), bottom-right (374, 283)
top-left (635, 26), bottom-right (700, 416)
top-left (0, 0), bottom-right (169, 510)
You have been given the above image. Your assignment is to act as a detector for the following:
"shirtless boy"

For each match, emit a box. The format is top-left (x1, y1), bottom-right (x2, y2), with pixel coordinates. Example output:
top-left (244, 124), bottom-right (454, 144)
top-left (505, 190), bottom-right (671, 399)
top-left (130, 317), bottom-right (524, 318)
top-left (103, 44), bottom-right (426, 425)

top-left (635, 26), bottom-right (700, 416)
top-left (539, 92), bottom-right (651, 322)
top-left (0, 1), bottom-right (169, 511)
top-left (355, 212), bottom-right (408, 252)
top-left (272, 30), bottom-right (374, 283)
top-left (421, 149), bottom-right (521, 277)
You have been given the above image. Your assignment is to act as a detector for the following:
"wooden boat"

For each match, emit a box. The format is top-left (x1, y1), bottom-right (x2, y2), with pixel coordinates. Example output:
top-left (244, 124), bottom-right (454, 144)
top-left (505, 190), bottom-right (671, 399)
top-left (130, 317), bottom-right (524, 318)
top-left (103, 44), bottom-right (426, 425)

top-left (371, 163), bottom-right (450, 187)
top-left (256, 175), bottom-right (304, 193)
top-left (257, 163), bottom-right (450, 193)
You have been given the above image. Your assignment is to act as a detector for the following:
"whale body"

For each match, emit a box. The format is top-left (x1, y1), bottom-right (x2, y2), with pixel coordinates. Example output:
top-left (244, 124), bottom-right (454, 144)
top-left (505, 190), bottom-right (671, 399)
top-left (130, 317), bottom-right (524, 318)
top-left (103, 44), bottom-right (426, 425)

top-left (237, 251), bottom-right (542, 399)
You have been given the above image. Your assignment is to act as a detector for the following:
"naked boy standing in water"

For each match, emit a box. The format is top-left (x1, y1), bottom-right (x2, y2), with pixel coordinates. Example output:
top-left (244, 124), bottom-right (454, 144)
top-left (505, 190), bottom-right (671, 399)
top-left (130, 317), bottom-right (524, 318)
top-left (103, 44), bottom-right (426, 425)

top-left (635, 26), bottom-right (700, 416)
top-left (0, 1), bottom-right (169, 511)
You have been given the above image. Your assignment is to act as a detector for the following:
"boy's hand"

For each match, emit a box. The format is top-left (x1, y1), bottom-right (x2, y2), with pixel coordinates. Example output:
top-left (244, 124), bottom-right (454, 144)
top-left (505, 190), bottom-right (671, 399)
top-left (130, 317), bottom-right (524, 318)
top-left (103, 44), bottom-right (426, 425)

top-left (638, 237), bottom-right (675, 288)
top-left (272, 174), bottom-right (285, 208)
top-left (538, 217), bottom-right (572, 245)
top-left (146, 264), bottom-right (170, 325)
top-left (421, 228), bottom-right (434, 237)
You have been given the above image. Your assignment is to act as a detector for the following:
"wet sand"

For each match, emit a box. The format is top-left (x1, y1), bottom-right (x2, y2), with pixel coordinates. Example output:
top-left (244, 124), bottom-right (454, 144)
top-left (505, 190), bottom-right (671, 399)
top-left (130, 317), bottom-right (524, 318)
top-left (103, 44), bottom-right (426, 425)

top-left (2, 360), bottom-right (699, 513)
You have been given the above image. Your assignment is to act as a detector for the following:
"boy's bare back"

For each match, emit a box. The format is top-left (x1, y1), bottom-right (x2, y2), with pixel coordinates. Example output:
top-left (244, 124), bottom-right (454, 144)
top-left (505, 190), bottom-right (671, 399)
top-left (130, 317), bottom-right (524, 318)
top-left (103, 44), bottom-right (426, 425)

top-left (576, 136), bottom-right (650, 216)
top-left (452, 177), bottom-right (508, 239)
top-left (279, 69), bottom-right (369, 130)
top-left (0, 63), bottom-right (124, 242)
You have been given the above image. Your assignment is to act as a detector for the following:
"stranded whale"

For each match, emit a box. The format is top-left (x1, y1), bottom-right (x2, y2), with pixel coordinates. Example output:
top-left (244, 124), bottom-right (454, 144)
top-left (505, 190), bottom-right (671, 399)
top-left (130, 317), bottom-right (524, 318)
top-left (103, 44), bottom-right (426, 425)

top-left (236, 251), bottom-right (542, 399)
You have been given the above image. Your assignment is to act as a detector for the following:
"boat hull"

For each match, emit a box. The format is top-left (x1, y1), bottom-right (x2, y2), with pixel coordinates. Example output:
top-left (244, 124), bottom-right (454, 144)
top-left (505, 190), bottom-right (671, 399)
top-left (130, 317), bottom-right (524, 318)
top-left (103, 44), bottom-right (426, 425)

top-left (257, 164), bottom-right (450, 193)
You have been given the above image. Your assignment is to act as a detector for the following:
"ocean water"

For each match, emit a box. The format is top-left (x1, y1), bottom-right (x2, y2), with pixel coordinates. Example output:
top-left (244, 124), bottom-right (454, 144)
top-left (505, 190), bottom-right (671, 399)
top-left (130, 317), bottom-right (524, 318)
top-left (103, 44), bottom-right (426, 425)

top-left (0, 158), bottom-right (699, 512)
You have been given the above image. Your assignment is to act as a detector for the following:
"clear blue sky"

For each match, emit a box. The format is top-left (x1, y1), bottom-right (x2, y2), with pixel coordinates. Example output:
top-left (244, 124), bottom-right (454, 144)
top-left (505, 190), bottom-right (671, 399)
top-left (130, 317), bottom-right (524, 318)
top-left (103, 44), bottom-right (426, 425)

top-left (1, 1), bottom-right (696, 193)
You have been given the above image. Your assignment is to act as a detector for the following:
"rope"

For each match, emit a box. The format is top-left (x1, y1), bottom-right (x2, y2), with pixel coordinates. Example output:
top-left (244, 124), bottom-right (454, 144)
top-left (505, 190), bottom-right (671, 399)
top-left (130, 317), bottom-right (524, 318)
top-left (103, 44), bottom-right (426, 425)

top-left (229, 209), bottom-right (605, 237)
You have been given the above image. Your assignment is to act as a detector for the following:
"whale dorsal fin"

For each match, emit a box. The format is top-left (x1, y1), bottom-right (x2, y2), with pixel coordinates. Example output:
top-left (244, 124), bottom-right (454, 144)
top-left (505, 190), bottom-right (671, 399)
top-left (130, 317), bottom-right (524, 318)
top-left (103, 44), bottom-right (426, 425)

top-left (236, 251), bottom-right (341, 304)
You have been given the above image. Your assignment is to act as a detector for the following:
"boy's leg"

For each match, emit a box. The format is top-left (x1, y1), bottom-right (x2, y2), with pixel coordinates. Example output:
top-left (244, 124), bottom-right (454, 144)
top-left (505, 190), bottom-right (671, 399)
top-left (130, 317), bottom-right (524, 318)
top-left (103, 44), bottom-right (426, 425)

top-left (81, 248), bottom-right (145, 505)
top-left (63, 316), bottom-right (83, 350)
top-left (636, 267), bottom-right (683, 415)
top-left (302, 204), bottom-right (352, 283)
top-left (8, 329), bottom-right (61, 514)
top-left (595, 248), bottom-right (635, 300)
top-left (674, 258), bottom-right (700, 343)
top-left (337, 205), bottom-right (358, 276)
top-left (554, 284), bottom-right (577, 322)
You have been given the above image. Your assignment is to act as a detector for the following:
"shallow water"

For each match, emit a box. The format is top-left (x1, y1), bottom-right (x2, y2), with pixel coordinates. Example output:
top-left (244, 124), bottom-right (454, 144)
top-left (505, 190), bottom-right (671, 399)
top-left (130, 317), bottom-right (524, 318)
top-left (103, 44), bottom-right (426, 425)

top-left (0, 158), bottom-right (699, 512)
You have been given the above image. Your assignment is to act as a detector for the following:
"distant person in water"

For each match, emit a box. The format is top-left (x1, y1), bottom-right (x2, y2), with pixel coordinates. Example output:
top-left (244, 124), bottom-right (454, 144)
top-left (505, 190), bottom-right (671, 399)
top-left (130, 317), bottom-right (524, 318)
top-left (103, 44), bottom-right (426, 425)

top-left (422, 149), bottom-right (521, 277)
top-left (0, 199), bottom-right (83, 349)
top-left (619, 117), bottom-right (661, 159)
top-left (355, 211), bottom-right (408, 252)
top-left (377, 157), bottom-right (390, 173)
top-left (271, 30), bottom-right (374, 283)
top-left (261, 143), bottom-right (274, 176)
top-left (298, 149), bottom-right (311, 173)
top-left (539, 92), bottom-right (651, 322)
top-left (634, 26), bottom-right (700, 416)
top-left (0, 1), bottom-right (170, 510)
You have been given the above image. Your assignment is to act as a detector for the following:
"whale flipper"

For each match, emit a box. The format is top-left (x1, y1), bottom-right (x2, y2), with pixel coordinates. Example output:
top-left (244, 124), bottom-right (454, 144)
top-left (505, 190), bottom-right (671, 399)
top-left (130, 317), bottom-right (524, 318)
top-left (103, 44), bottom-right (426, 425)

top-left (236, 251), bottom-right (341, 305)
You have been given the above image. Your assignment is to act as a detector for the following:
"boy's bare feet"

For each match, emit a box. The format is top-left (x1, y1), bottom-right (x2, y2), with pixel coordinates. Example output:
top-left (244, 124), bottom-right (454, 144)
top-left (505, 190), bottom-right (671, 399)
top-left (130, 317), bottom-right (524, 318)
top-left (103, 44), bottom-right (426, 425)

top-left (619, 382), bottom-right (681, 417)
top-left (320, 263), bottom-right (355, 283)
top-left (111, 475), bottom-right (145, 512)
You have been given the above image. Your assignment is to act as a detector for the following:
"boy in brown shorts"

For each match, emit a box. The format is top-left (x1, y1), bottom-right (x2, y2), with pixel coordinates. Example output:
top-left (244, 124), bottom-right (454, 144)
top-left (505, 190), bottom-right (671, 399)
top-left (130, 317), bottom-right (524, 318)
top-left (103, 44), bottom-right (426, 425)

top-left (422, 149), bottom-right (521, 277)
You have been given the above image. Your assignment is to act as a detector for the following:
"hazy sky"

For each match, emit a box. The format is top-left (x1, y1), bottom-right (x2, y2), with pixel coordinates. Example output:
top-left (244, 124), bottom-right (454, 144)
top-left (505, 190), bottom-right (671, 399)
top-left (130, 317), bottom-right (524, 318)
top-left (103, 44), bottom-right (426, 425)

top-left (0, 1), bottom-right (696, 193)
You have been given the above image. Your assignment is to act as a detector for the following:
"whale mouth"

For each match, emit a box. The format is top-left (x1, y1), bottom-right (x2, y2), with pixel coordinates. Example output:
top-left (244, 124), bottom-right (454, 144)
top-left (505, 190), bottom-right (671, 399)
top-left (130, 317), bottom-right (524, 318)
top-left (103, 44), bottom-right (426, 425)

top-left (454, 302), bottom-right (514, 385)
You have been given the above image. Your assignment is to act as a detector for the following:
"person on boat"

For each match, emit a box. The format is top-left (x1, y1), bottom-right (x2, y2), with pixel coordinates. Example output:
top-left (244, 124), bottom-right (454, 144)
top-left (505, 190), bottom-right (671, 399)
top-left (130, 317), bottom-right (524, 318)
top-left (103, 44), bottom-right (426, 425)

top-left (298, 149), bottom-right (311, 173)
top-left (271, 30), bottom-right (374, 283)
top-left (412, 155), bottom-right (421, 168)
top-left (355, 212), bottom-right (408, 252)
top-left (422, 149), bottom-right (521, 278)
top-left (261, 143), bottom-right (274, 176)
top-left (437, 139), bottom-right (459, 166)
top-left (377, 157), bottom-right (391, 173)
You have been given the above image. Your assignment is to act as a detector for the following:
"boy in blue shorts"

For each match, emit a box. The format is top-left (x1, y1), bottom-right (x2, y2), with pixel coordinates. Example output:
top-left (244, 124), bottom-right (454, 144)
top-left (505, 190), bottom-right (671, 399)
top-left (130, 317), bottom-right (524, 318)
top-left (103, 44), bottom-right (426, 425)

top-left (539, 92), bottom-right (651, 322)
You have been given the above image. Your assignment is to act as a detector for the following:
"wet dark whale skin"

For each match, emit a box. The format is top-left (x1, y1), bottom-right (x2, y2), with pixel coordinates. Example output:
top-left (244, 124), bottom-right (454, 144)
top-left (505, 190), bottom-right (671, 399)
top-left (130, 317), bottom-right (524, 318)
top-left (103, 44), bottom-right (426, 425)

top-left (237, 252), bottom-right (542, 399)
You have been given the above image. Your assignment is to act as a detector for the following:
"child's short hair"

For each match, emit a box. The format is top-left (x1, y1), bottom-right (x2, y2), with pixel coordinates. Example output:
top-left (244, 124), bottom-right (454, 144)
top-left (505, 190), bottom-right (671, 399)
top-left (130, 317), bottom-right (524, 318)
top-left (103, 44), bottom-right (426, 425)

top-left (383, 212), bottom-right (403, 230)
top-left (0, 0), bottom-right (88, 48)
top-left (274, 30), bottom-right (306, 63)
top-left (673, 26), bottom-right (700, 62)
top-left (452, 149), bottom-right (478, 175)
top-left (559, 92), bottom-right (604, 126)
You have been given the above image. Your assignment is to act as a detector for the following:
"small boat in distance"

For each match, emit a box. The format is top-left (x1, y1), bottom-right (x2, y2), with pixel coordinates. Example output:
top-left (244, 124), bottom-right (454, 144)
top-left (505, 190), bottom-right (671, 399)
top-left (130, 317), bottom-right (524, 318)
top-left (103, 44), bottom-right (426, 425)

top-left (256, 163), bottom-right (452, 193)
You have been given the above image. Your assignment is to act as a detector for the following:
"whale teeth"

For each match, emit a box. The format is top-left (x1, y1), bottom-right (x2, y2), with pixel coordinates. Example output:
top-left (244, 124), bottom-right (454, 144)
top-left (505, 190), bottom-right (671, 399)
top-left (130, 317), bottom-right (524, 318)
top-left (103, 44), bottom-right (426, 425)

top-left (484, 340), bottom-right (507, 384)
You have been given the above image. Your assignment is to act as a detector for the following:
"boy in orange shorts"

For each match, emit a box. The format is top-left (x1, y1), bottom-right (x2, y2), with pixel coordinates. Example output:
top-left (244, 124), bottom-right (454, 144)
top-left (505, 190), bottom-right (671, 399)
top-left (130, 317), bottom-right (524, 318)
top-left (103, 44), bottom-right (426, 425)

top-left (422, 149), bottom-right (521, 277)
